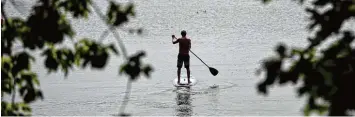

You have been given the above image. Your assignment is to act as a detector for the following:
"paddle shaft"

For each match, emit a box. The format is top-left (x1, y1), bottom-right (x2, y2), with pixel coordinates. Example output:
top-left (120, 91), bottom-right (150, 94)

top-left (189, 50), bottom-right (210, 68)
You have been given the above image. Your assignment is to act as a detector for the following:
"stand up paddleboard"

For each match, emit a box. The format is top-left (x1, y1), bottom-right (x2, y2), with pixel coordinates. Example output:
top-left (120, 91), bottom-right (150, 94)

top-left (173, 76), bottom-right (197, 87)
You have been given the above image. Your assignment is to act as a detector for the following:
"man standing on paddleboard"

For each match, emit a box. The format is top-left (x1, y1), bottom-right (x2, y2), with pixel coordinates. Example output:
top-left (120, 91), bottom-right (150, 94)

top-left (172, 30), bottom-right (191, 85)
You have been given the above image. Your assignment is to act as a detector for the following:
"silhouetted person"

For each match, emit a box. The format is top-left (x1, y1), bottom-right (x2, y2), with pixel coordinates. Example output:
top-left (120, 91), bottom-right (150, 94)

top-left (172, 30), bottom-right (191, 85)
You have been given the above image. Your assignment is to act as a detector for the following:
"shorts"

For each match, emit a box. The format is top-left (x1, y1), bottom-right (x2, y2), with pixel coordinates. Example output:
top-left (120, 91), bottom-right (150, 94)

top-left (177, 54), bottom-right (190, 68)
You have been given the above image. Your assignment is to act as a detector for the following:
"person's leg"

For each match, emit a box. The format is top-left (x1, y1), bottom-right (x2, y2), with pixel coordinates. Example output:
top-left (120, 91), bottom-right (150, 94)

top-left (177, 68), bottom-right (181, 84)
top-left (186, 67), bottom-right (190, 84)
top-left (185, 55), bottom-right (191, 84)
top-left (177, 54), bottom-right (183, 84)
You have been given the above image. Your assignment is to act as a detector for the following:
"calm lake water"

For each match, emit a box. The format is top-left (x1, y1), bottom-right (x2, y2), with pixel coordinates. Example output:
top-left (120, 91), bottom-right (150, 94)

top-left (7, 0), bottom-right (354, 116)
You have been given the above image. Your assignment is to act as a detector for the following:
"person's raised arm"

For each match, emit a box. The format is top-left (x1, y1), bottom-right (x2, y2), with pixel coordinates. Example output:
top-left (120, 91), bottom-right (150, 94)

top-left (172, 35), bottom-right (179, 44)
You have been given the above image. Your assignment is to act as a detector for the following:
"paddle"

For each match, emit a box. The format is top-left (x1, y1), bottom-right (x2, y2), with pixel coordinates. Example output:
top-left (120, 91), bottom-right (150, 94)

top-left (189, 50), bottom-right (219, 76)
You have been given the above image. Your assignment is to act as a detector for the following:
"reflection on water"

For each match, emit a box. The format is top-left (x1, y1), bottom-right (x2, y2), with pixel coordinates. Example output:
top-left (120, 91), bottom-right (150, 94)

top-left (175, 87), bottom-right (192, 116)
top-left (173, 85), bottom-right (223, 116)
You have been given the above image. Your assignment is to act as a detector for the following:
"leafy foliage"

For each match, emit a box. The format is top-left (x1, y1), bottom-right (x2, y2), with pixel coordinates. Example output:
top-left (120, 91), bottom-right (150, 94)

top-left (107, 1), bottom-right (135, 27)
top-left (257, 0), bottom-right (355, 116)
top-left (1, 0), bottom-right (152, 116)
top-left (59, 0), bottom-right (92, 18)
top-left (1, 102), bottom-right (32, 116)
top-left (119, 51), bottom-right (153, 81)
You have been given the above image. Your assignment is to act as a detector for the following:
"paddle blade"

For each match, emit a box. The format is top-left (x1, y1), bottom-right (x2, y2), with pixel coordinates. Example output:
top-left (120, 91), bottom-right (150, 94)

top-left (209, 67), bottom-right (219, 76)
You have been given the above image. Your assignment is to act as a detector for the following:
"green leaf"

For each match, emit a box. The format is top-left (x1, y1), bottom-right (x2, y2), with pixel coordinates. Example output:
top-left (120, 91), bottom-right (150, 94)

top-left (44, 54), bottom-right (59, 71)
top-left (119, 64), bottom-right (127, 75)
top-left (125, 3), bottom-right (135, 16)
top-left (303, 105), bottom-right (311, 116)
top-left (23, 88), bottom-right (36, 103)
top-left (59, 0), bottom-right (92, 18)
top-left (16, 52), bottom-right (33, 70)
top-left (32, 75), bottom-right (40, 86)
top-left (36, 91), bottom-right (44, 100)
top-left (305, 48), bottom-right (316, 60)
top-left (143, 65), bottom-right (153, 78)
top-left (90, 51), bottom-right (108, 68)
top-left (291, 48), bottom-right (303, 56)
top-left (21, 72), bottom-right (37, 87)
top-left (2, 73), bottom-right (14, 94)
top-left (108, 44), bottom-right (119, 55)
top-left (22, 104), bottom-right (32, 112)
top-left (275, 43), bottom-right (287, 57)
top-left (316, 104), bottom-right (329, 115)
top-left (74, 54), bottom-right (81, 66)
top-left (1, 56), bottom-right (13, 70)
top-left (350, 4), bottom-right (355, 11)
top-left (106, 2), bottom-right (131, 27)
top-left (1, 56), bottom-right (12, 64)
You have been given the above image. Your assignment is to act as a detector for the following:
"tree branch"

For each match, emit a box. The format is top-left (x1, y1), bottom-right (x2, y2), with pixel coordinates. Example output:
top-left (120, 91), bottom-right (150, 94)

top-left (11, 78), bottom-right (16, 106)
top-left (90, 1), bottom-right (128, 59)
top-left (119, 80), bottom-right (132, 114)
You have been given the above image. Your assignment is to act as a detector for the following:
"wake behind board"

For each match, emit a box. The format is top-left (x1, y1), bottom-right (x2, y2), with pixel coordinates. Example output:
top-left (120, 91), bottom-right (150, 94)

top-left (173, 76), bottom-right (197, 87)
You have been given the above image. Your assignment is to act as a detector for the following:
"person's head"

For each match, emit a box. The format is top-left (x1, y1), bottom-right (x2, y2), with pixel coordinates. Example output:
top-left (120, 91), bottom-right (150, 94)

top-left (181, 30), bottom-right (187, 37)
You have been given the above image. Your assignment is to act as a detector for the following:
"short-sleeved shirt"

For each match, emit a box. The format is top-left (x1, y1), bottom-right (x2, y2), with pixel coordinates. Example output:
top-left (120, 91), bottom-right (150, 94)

top-left (177, 38), bottom-right (191, 55)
